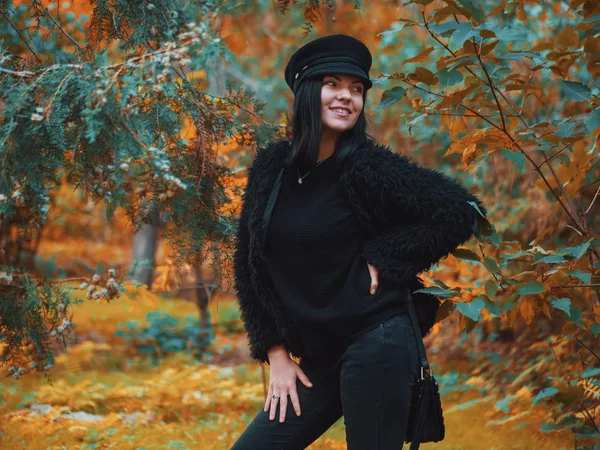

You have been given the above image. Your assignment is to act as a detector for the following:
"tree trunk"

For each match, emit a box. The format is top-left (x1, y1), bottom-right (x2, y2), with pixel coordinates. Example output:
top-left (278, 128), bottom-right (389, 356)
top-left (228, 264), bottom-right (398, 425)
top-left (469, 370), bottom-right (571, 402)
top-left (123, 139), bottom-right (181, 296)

top-left (130, 199), bottom-right (161, 287)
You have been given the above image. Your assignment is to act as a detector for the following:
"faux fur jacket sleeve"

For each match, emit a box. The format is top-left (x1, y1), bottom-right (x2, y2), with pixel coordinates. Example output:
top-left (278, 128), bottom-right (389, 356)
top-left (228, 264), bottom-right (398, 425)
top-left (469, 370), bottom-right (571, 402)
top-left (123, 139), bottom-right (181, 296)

top-left (345, 144), bottom-right (488, 290)
top-left (233, 148), bottom-right (285, 363)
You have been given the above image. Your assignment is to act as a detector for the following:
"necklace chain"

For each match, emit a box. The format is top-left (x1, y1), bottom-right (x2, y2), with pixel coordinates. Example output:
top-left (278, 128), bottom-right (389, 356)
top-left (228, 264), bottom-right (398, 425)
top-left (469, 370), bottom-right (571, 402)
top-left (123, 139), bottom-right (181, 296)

top-left (296, 157), bottom-right (330, 184)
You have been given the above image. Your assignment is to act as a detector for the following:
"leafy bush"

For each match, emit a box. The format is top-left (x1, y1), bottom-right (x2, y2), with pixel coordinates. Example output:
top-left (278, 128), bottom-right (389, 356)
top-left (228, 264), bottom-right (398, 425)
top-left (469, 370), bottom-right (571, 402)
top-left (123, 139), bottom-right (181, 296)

top-left (212, 301), bottom-right (244, 335)
top-left (115, 312), bottom-right (215, 360)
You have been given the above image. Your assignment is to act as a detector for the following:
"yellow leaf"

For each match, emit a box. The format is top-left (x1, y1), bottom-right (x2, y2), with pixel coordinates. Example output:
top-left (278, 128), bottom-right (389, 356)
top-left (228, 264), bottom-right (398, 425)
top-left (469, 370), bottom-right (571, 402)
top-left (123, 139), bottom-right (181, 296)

top-left (461, 143), bottom-right (478, 166)
top-left (520, 296), bottom-right (536, 325)
top-left (403, 47), bottom-right (435, 65)
top-left (557, 27), bottom-right (579, 47)
top-left (541, 301), bottom-right (552, 320)
top-left (407, 67), bottom-right (439, 86)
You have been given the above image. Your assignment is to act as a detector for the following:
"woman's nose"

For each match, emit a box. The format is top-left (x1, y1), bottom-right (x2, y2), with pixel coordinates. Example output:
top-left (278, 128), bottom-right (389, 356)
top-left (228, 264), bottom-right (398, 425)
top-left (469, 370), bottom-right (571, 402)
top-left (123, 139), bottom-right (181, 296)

top-left (337, 88), bottom-right (351, 99)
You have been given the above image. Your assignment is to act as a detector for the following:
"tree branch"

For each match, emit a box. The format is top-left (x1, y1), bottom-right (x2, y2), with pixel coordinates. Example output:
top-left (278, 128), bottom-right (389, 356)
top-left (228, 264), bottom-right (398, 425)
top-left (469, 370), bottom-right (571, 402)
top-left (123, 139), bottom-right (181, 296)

top-left (0, 7), bottom-right (41, 63)
top-left (32, 0), bottom-right (81, 52)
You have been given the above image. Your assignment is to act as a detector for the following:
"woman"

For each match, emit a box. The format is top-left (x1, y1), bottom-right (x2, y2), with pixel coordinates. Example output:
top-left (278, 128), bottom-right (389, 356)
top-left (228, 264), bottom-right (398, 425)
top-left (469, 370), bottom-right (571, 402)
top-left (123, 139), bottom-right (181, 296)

top-left (231, 34), bottom-right (486, 449)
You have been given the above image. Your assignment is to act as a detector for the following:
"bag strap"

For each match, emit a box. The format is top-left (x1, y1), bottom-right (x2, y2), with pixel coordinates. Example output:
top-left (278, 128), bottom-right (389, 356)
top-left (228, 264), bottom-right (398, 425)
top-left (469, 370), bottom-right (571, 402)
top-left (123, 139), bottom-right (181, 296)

top-left (405, 288), bottom-right (430, 372)
top-left (406, 288), bottom-right (430, 450)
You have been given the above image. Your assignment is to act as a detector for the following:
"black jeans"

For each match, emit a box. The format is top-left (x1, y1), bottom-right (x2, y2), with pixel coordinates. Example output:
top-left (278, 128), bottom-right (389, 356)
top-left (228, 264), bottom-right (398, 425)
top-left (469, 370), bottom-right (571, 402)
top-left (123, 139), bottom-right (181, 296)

top-left (231, 312), bottom-right (421, 450)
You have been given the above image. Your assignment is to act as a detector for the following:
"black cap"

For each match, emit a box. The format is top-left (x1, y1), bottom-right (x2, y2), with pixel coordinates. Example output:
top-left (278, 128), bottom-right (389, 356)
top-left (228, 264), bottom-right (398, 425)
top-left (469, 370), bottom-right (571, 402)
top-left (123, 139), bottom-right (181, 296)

top-left (284, 34), bottom-right (373, 94)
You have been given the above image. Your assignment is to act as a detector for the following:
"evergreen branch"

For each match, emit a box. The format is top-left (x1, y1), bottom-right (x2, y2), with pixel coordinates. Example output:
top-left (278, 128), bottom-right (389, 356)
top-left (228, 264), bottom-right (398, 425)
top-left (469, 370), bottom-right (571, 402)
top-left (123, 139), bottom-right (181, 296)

top-left (44, 69), bottom-right (78, 120)
top-left (0, 7), bottom-right (41, 63)
top-left (0, 66), bottom-right (35, 77)
top-left (0, 35), bottom-right (197, 79)
top-left (202, 92), bottom-right (284, 129)
top-left (32, 0), bottom-right (81, 52)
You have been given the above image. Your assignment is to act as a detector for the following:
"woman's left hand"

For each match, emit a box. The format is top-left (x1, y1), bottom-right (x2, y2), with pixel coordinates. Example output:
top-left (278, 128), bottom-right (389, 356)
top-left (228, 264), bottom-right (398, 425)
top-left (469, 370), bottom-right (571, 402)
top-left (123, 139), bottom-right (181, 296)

top-left (367, 262), bottom-right (379, 295)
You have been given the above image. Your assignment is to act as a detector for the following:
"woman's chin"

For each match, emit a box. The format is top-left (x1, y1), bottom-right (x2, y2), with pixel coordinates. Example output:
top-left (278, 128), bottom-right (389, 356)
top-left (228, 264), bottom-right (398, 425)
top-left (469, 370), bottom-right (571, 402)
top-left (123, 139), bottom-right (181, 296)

top-left (323, 123), bottom-right (355, 134)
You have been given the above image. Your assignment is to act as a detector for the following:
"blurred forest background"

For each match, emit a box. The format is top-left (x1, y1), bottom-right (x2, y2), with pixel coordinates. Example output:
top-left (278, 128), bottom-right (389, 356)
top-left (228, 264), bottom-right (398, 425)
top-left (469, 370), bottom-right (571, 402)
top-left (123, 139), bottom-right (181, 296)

top-left (0, 0), bottom-right (599, 448)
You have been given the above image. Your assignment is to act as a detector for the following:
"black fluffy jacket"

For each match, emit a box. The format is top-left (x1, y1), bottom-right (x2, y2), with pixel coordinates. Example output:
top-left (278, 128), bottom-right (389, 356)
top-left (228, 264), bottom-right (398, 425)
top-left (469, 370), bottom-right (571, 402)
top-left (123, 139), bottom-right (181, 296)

top-left (234, 138), bottom-right (487, 363)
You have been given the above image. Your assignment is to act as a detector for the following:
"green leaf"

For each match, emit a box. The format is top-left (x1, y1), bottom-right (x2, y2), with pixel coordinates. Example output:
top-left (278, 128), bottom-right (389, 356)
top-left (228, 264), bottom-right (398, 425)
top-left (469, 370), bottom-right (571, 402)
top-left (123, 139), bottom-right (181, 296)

top-left (378, 22), bottom-right (408, 48)
top-left (551, 297), bottom-right (571, 317)
top-left (515, 282), bottom-right (546, 295)
top-left (455, 0), bottom-right (484, 22)
top-left (435, 68), bottom-right (464, 87)
top-left (532, 387), bottom-right (558, 405)
top-left (485, 279), bottom-right (499, 300)
top-left (584, 108), bottom-right (600, 134)
top-left (482, 295), bottom-right (502, 317)
top-left (456, 298), bottom-right (485, 321)
top-left (567, 270), bottom-right (592, 285)
top-left (501, 251), bottom-right (531, 261)
top-left (540, 422), bottom-right (559, 432)
top-left (413, 286), bottom-right (457, 298)
top-left (378, 87), bottom-right (406, 110)
top-left (583, 12), bottom-right (600, 23)
top-left (500, 149), bottom-right (527, 174)
top-left (429, 22), bottom-right (458, 35)
top-left (581, 367), bottom-right (600, 378)
top-left (467, 200), bottom-right (486, 217)
top-left (452, 248), bottom-right (481, 262)
top-left (495, 27), bottom-right (527, 42)
top-left (559, 80), bottom-right (593, 102)
top-left (432, 278), bottom-right (451, 289)
top-left (570, 306), bottom-right (585, 328)
top-left (494, 395), bottom-right (511, 413)
top-left (558, 241), bottom-right (591, 260)
top-left (501, 294), bottom-right (517, 312)
top-left (499, 51), bottom-right (541, 61)
top-left (484, 257), bottom-right (500, 274)
top-left (555, 120), bottom-right (579, 138)
top-left (451, 22), bottom-right (474, 48)
top-left (534, 254), bottom-right (567, 264)
top-left (591, 322), bottom-right (600, 337)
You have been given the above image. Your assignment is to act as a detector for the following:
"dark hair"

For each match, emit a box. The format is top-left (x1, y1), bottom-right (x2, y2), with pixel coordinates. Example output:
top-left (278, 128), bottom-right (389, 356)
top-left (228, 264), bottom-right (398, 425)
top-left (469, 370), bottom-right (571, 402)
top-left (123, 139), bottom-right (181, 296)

top-left (284, 76), bottom-right (375, 170)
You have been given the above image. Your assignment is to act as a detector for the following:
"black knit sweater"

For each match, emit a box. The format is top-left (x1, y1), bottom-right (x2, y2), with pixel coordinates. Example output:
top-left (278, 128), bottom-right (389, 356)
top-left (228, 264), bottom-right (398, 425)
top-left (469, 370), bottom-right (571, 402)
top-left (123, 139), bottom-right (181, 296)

top-left (264, 151), bottom-right (408, 356)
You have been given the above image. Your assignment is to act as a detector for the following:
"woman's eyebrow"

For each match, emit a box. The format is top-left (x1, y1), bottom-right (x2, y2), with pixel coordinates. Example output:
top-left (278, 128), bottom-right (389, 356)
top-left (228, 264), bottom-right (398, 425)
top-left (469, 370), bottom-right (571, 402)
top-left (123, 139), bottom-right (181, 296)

top-left (327, 75), bottom-right (363, 84)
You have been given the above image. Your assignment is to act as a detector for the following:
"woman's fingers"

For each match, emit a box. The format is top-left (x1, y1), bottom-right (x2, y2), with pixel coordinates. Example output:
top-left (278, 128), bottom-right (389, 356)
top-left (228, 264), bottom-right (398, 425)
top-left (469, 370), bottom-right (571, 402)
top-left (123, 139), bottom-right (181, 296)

top-left (264, 386), bottom-right (272, 412)
top-left (296, 368), bottom-right (313, 388)
top-left (269, 392), bottom-right (279, 421)
top-left (289, 386), bottom-right (302, 417)
top-left (279, 394), bottom-right (288, 423)
top-left (367, 262), bottom-right (379, 294)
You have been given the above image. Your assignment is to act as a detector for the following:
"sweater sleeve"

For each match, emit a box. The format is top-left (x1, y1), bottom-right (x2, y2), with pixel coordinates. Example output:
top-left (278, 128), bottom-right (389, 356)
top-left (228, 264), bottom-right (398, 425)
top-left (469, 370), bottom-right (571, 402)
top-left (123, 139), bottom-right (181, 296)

top-left (233, 150), bottom-right (285, 364)
top-left (355, 145), bottom-right (487, 287)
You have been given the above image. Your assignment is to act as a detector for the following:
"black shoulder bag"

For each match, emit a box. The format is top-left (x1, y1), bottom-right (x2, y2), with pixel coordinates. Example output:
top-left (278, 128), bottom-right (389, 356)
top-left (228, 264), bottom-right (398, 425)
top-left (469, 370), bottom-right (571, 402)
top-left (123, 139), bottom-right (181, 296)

top-left (404, 288), bottom-right (446, 450)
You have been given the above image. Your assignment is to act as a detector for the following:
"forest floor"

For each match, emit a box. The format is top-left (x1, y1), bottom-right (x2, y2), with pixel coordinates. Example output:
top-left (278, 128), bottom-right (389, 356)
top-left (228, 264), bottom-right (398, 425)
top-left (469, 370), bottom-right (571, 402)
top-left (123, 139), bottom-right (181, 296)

top-left (0, 285), bottom-right (572, 449)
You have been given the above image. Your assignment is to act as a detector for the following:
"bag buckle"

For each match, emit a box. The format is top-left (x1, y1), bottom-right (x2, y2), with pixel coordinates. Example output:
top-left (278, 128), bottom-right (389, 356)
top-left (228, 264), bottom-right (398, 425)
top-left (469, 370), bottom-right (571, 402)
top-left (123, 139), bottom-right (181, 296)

top-left (420, 366), bottom-right (433, 380)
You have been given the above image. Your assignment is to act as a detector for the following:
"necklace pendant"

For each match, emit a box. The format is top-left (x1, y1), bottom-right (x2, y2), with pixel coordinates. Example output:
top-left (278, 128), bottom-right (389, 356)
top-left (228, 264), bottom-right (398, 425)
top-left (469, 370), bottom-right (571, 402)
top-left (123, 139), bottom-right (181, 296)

top-left (298, 177), bottom-right (303, 184)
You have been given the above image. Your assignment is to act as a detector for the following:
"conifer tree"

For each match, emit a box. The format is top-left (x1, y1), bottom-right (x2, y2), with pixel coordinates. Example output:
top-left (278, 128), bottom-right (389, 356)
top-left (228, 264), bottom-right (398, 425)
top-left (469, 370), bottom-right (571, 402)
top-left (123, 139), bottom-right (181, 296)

top-left (0, 0), bottom-right (285, 377)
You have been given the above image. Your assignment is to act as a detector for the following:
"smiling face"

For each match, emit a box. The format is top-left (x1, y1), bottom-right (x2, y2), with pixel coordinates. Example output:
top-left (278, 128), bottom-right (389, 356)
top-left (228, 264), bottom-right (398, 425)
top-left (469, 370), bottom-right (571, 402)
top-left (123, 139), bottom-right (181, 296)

top-left (321, 74), bottom-right (365, 137)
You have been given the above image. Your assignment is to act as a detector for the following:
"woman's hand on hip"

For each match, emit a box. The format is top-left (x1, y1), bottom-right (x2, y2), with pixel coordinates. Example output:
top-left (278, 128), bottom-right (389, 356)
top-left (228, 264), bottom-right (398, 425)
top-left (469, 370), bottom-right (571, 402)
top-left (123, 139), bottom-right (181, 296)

top-left (367, 262), bottom-right (379, 294)
top-left (264, 348), bottom-right (313, 423)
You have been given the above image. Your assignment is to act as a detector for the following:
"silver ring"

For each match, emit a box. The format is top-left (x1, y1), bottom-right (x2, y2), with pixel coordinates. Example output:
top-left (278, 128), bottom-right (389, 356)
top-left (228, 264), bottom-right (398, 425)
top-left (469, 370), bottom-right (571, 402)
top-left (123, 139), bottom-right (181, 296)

top-left (272, 394), bottom-right (280, 399)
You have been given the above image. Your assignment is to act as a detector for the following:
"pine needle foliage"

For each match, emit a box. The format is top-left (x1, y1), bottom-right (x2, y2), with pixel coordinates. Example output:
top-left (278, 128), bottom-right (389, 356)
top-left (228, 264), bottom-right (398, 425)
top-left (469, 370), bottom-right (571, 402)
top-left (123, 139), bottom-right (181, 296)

top-left (0, 0), bottom-right (283, 378)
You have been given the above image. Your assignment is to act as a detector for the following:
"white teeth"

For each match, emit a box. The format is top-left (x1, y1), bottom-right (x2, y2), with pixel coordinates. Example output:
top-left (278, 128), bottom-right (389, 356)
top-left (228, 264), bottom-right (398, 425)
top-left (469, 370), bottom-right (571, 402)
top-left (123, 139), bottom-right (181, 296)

top-left (332, 108), bottom-right (350, 114)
